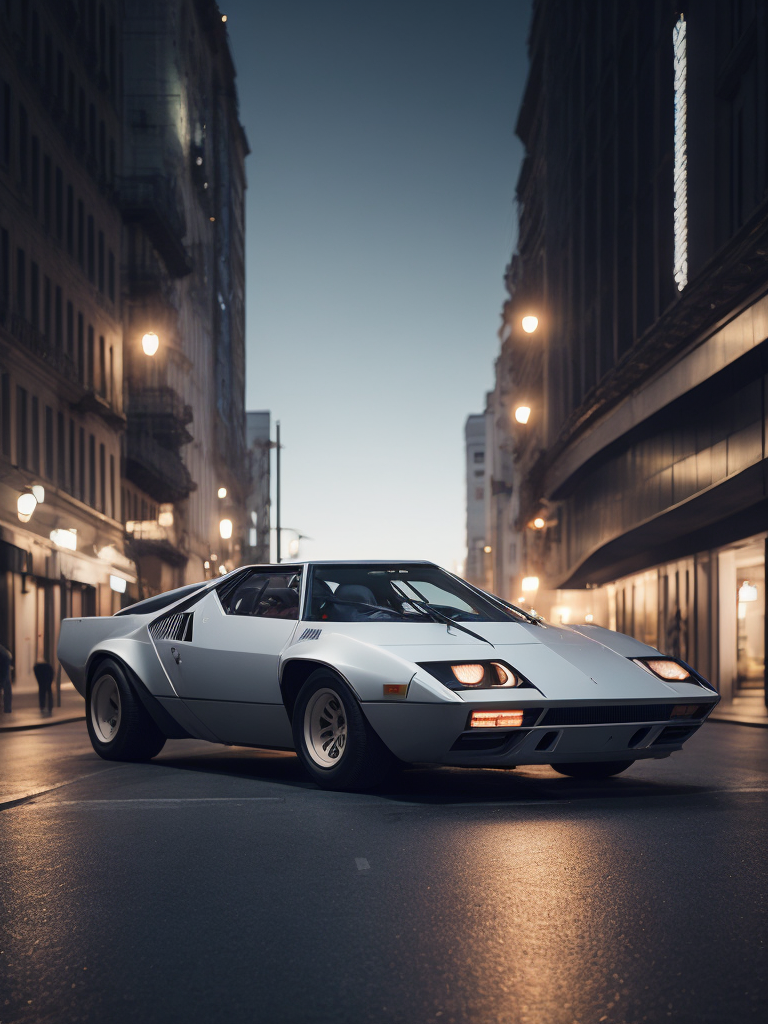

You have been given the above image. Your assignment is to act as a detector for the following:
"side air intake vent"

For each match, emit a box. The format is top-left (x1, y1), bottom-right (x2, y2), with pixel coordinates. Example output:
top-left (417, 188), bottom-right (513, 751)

top-left (298, 628), bottom-right (322, 641)
top-left (149, 612), bottom-right (193, 643)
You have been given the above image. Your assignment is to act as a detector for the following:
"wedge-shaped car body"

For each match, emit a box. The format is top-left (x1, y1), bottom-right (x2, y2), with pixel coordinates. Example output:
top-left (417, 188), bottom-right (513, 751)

top-left (58, 561), bottom-right (719, 789)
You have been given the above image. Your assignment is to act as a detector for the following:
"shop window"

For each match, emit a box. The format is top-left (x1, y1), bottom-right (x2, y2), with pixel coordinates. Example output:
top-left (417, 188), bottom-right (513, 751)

top-left (737, 565), bottom-right (764, 692)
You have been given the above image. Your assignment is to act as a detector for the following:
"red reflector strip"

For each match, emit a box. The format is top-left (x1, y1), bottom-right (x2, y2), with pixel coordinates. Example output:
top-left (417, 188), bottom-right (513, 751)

top-left (470, 710), bottom-right (525, 728)
top-left (383, 684), bottom-right (408, 698)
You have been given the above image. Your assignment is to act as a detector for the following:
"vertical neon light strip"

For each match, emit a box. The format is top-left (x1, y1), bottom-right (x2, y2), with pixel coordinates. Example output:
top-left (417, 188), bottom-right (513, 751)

top-left (673, 14), bottom-right (688, 291)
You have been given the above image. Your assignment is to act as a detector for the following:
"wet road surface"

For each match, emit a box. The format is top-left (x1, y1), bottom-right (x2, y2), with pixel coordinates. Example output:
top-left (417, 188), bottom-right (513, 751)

top-left (1, 720), bottom-right (767, 1023)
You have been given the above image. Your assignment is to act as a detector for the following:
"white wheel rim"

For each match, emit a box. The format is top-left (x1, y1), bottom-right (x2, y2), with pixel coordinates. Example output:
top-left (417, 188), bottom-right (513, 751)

top-left (304, 687), bottom-right (348, 768)
top-left (91, 674), bottom-right (121, 743)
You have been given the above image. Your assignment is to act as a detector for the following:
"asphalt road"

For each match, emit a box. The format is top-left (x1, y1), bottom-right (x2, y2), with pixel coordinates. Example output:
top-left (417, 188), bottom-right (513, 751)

top-left (1, 720), bottom-right (766, 1024)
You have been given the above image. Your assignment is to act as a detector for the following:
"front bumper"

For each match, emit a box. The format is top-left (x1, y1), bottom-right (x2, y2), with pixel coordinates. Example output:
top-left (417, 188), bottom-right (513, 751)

top-left (362, 698), bottom-right (718, 767)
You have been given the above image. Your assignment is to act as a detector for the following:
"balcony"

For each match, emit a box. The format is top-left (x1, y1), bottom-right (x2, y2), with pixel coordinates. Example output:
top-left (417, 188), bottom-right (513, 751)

top-left (118, 175), bottom-right (193, 278)
top-left (126, 386), bottom-right (193, 447)
top-left (1, 306), bottom-right (79, 386)
top-left (124, 429), bottom-right (197, 504)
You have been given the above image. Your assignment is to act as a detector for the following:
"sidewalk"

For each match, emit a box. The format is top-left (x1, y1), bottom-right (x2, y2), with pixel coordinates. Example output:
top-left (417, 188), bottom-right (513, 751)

top-left (710, 693), bottom-right (768, 728)
top-left (0, 683), bottom-right (85, 731)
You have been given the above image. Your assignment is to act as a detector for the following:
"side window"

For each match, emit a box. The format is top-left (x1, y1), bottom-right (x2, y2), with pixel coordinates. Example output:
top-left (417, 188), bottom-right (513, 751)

top-left (222, 572), bottom-right (302, 620)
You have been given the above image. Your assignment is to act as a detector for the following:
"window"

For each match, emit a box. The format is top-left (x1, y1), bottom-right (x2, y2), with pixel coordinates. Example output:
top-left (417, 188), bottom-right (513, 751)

top-left (107, 250), bottom-right (114, 301)
top-left (43, 276), bottom-right (50, 338)
top-left (88, 103), bottom-right (96, 158)
top-left (31, 136), bottom-right (39, 214)
top-left (55, 286), bottom-right (62, 347)
top-left (0, 228), bottom-right (8, 309)
top-left (98, 335), bottom-right (105, 394)
top-left (77, 200), bottom-right (84, 266)
top-left (17, 103), bottom-right (27, 185)
top-left (0, 80), bottom-right (11, 167)
top-left (30, 262), bottom-right (39, 328)
top-left (16, 248), bottom-right (25, 316)
top-left (77, 312), bottom-right (84, 381)
top-left (99, 443), bottom-right (105, 511)
top-left (98, 120), bottom-right (105, 176)
top-left (55, 166), bottom-right (63, 240)
top-left (69, 419), bottom-right (75, 494)
top-left (220, 570), bottom-right (303, 620)
top-left (109, 453), bottom-right (115, 517)
top-left (87, 215), bottom-right (94, 281)
top-left (31, 396), bottom-right (40, 473)
top-left (43, 155), bottom-right (51, 230)
top-left (16, 386), bottom-right (27, 468)
top-left (1, 373), bottom-right (10, 458)
top-left (57, 411), bottom-right (65, 486)
top-left (473, 451), bottom-right (485, 463)
top-left (66, 301), bottom-right (73, 356)
top-left (88, 434), bottom-right (96, 506)
top-left (108, 345), bottom-right (113, 401)
top-left (97, 230), bottom-right (104, 291)
top-left (78, 427), bottom-right (85, 501)
top-left (66, 185), bottom-right (74, 252)
top-left (87, 326), bottom-right (94, 387)
top-left (45, 406), bottom-right (53, 479)
top-left (78, 88), bottom-right (85, 138)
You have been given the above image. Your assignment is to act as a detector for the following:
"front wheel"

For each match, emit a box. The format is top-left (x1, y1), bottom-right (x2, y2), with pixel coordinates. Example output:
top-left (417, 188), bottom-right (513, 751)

top-left (550, 760), bottom-right (634, 779)
top-left (292, 670), bottom-right (395, 791)
top-left (87, 658), bottom-right (166, 762)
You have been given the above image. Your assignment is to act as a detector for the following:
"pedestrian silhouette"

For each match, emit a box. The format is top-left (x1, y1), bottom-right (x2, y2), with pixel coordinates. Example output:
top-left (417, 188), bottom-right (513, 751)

top-left (34, 661), bottom-right (55, 716)
top-left (0, 643), bottom-right (12, 714)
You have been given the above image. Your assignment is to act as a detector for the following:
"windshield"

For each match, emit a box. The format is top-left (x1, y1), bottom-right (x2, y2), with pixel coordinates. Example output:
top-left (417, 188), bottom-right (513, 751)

top-left (306, 564), bottom-right (526, 623)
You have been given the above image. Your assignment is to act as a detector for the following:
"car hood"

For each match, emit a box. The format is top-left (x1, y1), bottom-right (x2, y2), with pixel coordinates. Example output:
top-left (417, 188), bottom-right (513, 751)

top-left (313, 620), bottom-right (707, 701)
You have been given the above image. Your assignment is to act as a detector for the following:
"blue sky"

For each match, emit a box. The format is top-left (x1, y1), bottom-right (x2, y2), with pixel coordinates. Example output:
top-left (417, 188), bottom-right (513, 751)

top-left (224, 0), bottom-right (532, 568)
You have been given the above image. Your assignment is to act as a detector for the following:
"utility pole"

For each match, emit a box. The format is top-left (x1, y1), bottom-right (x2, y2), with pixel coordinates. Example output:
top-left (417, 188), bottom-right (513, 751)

top-left (275, 420), bottom-right (281, 563)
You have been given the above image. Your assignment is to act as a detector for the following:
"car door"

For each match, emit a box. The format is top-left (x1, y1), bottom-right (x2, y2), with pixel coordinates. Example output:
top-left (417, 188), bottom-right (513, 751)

top-left (153, 569), bottom-right (303, 747)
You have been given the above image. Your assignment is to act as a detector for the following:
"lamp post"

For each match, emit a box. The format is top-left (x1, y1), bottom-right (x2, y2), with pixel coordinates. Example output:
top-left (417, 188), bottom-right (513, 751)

top-left (275, 421), bottom-right (281, 563)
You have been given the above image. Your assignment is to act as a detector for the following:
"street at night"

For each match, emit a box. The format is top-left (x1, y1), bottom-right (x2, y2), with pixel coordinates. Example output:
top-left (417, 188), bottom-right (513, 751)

top-left (1, 719), bottom-right (767, 1024)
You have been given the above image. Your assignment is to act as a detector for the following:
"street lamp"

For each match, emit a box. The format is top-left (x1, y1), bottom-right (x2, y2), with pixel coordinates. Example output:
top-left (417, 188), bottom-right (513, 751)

top-left (521, 315), bottom-right (539, 334)
top-left (515, 406), bottom-right (531, 424)
top-left (141, 332), bottom-right (159, 356)
top-left (532, 517), bottom-right (545, 530)
top-left (521, 576), bottom-right (539, 594)
top-left (217, 487), bottom-right (227, 499)
top-left (17, 492), bottom-right (37, 522)
top-left (219, 518), bottom-right (233, 540)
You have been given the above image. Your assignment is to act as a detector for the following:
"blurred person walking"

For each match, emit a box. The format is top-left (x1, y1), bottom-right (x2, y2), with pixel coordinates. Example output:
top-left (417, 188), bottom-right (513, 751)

top-left (34, 661), bottom-right (55, 717)
top-left (0, 643), bottom-right (13, 714)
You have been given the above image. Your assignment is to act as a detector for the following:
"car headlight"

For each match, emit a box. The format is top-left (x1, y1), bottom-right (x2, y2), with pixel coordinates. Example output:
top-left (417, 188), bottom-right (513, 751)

top-left (419, 660), bottom-right (528, 690)
top-left (632, 658), bottom-right (692, 681)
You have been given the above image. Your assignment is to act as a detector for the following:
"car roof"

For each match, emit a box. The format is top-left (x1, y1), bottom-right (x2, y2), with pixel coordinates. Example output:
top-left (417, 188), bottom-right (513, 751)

top-left (239, 560), bottom-right (437, 568)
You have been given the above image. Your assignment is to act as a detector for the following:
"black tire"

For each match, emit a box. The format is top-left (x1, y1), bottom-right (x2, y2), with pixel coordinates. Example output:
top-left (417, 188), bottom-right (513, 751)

top-left (86, 658), bottom-right (166, 762)
top-left (551, 760), bottom-right (635, 779)
top-left (292, 669), bottom-right (396, 791)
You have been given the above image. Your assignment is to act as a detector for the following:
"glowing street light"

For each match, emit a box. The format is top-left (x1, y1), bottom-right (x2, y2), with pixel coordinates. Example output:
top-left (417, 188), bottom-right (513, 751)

top-left (483, 545), bottom-right (492, 554)
top-left (532, 517), bottom-right (545, 530)
top-left (515, 406), bottom-right (531, 424)
top-left (521, 315), bottom-right (539, 334)
top-left (217, 487), bottom-right (227, 499)
top-left (17, 492), bottom-right (37, 522)
top-left (219, 518), bottom-right (233, 540)
top-left (141, 332), bottom-right (159, 356)
top-left (521, 576), bottom-right (539, 593)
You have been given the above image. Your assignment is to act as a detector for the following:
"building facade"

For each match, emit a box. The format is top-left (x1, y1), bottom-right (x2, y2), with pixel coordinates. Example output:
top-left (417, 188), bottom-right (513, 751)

top-left (120, 0), bottom-right (248, 595)
top-left (1, 0), bottom-right (131, 692)
top-left (487, 0), bottom-right (768, 714)
top-left (244, 410), bottom-right (271, 565)
top-left (0, 0), bottom-right (251, 706)
top-left (464, 413), bottom-right (487, 588)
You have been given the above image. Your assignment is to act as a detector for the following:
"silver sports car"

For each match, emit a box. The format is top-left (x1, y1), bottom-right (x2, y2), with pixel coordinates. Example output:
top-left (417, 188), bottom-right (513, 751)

top-left (57, 561), bottom-right (719, 790)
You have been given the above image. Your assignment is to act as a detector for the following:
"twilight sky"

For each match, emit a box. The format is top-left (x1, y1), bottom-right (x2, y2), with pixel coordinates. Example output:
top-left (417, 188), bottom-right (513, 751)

top-left (224, 0), bottom-right (532, 569)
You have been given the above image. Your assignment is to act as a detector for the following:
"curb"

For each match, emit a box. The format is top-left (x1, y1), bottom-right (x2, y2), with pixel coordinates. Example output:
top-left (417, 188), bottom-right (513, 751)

top-left (709, 716), bottom-right (768, 730)
top-left (0, 714), bottom-right (85, 733)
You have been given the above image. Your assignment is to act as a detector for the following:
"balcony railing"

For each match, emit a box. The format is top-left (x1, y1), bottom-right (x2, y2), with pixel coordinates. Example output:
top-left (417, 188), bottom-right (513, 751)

top-left (1, 305), bottom-right (80, 386)
top-left (118, 175), bottom-right (193, 278)
top-left (124, 429), bottom-right (197, 504)
top-left (126, 386), bottom-right (193, 447)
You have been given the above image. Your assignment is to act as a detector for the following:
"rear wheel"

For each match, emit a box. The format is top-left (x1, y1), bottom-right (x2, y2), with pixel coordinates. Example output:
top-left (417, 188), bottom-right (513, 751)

top-left (86, 658), bottom-right (166, 762)
top-left (292, 670), bottom-right (395, 791)
top-left (550, 760), bottom-right (634, 779)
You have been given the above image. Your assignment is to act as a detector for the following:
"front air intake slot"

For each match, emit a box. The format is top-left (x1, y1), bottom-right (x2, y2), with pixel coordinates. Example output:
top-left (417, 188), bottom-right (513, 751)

top-left (149, 612), bottom-right (193, 643)
top-left (541, 703), bottom-right (710, 727)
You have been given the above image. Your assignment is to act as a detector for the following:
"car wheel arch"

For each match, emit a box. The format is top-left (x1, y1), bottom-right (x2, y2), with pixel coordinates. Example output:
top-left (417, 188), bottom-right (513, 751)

top-left (280, 659), bottom-right (360, 722)
top-left (85, 651), bottom-right (191, 739)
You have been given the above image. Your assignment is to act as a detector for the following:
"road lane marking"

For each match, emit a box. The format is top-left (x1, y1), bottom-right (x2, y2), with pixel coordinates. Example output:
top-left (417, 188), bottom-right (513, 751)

top-left (355, 858), bottom-right (371, 872)
top-left (0, 766), bottom-right (127, 812)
